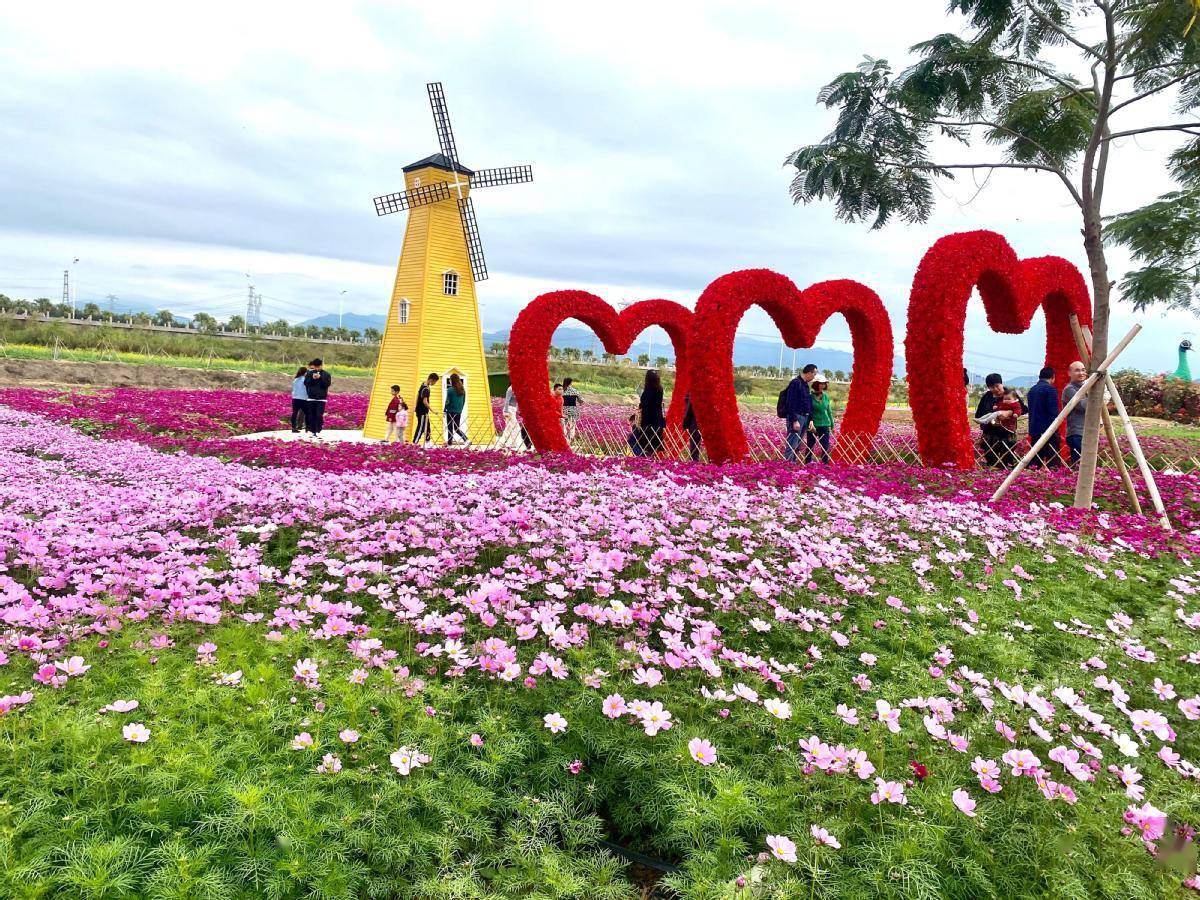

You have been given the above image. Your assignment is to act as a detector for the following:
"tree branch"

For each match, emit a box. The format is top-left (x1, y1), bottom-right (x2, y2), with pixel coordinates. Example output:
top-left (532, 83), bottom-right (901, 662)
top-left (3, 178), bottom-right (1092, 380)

top-left (1115, 61), bottom-right (1194, 81)
top-left (1005, 57), bottom-right (1098, 109)
top-left (1104, 123), bottom-right (1200, 140)
top-left (1110, 71), bottom-right (1197, 114)
top-left (1023, 0), bottom-right (1105, 59)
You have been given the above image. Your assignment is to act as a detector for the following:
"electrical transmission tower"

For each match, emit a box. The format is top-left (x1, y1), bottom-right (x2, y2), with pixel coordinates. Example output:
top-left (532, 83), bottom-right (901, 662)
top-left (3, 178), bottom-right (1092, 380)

top-left (246, 284), bottom-right (262, 332)
top-left (63, 270), bottom-right (70, 315)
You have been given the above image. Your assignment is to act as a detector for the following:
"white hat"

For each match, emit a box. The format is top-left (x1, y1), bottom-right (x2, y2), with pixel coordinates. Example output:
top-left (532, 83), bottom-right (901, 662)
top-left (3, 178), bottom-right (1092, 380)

top-left (813, 371), bottom-right (829, 383)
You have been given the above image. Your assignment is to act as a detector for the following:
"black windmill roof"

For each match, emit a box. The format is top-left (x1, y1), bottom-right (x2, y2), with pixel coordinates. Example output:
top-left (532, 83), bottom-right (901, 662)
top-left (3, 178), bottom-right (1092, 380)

top-left (402, 152), bottom-right (474, 175)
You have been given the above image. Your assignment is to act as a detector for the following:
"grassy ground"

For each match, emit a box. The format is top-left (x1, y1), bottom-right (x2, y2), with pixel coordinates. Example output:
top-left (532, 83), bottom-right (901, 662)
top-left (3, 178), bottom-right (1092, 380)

top-left (0, 343), bottom-right (375, 378)
top-left (0, 531), bottom-right (1193, 899)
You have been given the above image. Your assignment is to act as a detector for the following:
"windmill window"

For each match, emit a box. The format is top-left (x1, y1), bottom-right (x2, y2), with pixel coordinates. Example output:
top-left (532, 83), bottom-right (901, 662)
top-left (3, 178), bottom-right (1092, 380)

top-left (398, 297), bottom-right (410, 325)
top-left (443, 271), bottom-right (459, 296)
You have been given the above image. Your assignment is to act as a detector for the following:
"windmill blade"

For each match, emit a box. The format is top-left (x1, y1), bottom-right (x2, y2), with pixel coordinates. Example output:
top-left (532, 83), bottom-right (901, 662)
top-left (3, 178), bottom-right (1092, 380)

top-left (470, 165), bottom-right (533, 189)
top-left (458, 196), bottom-right (488, 282)
top-left (427, 82), bottom-right (460, 164)
top-left (373, 182), bottom-right (452, 216)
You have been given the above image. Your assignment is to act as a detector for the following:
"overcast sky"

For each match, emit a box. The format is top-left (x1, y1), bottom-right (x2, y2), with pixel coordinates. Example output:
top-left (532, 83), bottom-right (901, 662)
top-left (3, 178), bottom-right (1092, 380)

top-left (0, 0), bottom-right (1193, 375)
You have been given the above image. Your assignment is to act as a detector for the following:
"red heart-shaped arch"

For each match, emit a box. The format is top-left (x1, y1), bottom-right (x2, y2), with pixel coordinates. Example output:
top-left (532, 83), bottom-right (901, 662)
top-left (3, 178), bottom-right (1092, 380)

top-left (508, 291), bottom-right (693, 454)
top-left (906, 230), bottom-right (1093, 469)
top-left (687, 270), bottom-right (895, 465)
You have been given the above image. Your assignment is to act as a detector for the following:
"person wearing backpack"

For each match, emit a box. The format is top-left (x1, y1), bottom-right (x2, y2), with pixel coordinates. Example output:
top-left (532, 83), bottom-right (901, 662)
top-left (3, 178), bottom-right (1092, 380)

top-left (779, 364), bottom-right (817, 462)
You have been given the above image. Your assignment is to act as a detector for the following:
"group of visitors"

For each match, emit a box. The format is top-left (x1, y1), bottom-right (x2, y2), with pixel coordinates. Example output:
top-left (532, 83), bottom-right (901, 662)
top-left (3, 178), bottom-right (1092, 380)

top-left (382, 372), bottom-right (471, 446)
top-left (973, 361), bottom-right (1090, 467)
top-left (780, 364), bottom-right (837, 463)
top-left (289, 359), bottom-right (332, 438)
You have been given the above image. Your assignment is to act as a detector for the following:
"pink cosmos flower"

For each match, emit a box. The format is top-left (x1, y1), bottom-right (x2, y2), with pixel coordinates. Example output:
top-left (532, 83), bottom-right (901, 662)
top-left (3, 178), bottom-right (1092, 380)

top-left (763, 698), bottom-right (792, 720)
top-left (1124, 803), bottom-right (1167, 842)
top-left (290, 732), bottom-right (314, 750)
top-left (55, 656), bottom-right (90, 677)
top-left (1177, 696), bottom-right (1200, 721)
top-left (543, 712), bottom-right (568, 734)
top-left (810, 824), bottom-right (841, 849)
top-left (766, 834), bottom-right (797, 863)
top-left (122, 723), bottom-right (150, 743)
top-left (836, 704), bottom-right (859, 726)
top-left (952, 788), bottom-right (976, 817)
top-left (567, 759), bottom-right (583, 774)
top-left (640, 702), bottom-right (673, 736)
top-left (1130, 709), bottom-right (1171, 741)
top-left (339, 729), bottom-right (360, 744)
top-left (389, 746), bottom-right (430, 776)
top-left (104, 699), bottom-right (139, 713)
top-left (316, 753), bottom-right (342, 774)
top-left (602, 694), bottom-right (628, 718)
top-left (470, 733), bottom-right (485, 747)
top-left (875, 699), bottom-right (901, 734)
top-left (1001, 748), bottom-right (1041, 776)
top-left (688, 737), bottom-right (718, 766)
top-left (632, 667), bottom-right (662, 687)
top-left (870, 778), bottom-right (908, 805)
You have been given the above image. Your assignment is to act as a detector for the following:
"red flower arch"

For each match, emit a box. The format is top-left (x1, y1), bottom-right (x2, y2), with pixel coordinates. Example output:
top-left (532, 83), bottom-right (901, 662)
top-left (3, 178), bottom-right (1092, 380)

top-left (906, 230), bottom-right (1093, 469)
top-left (687, 270), bottom-right (895, 465)
top-left (507, 291), bottom-right (693, 453)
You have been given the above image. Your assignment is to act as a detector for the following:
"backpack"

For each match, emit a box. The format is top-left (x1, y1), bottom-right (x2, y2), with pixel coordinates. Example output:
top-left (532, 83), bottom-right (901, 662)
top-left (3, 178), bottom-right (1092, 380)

top-left (776, 387), bottom-right (789, 418)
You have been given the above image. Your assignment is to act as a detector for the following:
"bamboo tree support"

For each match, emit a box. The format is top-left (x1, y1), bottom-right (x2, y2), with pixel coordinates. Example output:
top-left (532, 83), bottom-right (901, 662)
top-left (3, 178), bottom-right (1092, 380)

top-left (1068, 314), bottom-right (1142, 516)
top-left (1101, 370), bottom-right (1170, 529)
top-left (991, 324), bottom-right (1141, 504)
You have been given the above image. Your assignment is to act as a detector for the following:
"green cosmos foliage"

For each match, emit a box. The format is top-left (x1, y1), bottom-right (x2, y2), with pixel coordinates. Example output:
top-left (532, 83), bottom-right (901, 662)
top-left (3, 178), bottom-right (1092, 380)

top-left (0, 524), bottom-right (1195, 899)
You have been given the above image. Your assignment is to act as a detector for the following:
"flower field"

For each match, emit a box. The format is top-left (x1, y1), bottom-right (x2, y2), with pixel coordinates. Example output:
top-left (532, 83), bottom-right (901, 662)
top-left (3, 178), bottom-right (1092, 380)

top-left (0, 388), bottom-right (1199, 897)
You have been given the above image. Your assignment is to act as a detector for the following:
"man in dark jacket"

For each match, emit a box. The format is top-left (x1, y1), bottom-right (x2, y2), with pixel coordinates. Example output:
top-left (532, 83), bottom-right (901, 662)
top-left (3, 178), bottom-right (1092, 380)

top-left (974, 373), bottom-right (1025, 467)
top-left (783, 364), bottom-right (817, 462)
top-left (412, 372), bottom-right (438, 445)
top-left (303, 359), bottom-right (332, 437)
top-left (1026, 366), bottom-right (1061, 468)
top-left (682, 393), bottom-right (702, 462)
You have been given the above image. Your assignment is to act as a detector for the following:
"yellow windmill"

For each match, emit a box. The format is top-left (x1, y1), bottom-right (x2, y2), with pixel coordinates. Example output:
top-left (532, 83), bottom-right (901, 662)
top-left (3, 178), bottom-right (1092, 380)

top-left (363, 81), bottom-right (532, 443)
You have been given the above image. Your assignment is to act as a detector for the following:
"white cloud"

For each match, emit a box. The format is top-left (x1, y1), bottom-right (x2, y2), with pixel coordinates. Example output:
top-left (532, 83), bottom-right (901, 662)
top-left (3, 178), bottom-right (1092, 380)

top-left (0, 1), bottom-right (1191, 375)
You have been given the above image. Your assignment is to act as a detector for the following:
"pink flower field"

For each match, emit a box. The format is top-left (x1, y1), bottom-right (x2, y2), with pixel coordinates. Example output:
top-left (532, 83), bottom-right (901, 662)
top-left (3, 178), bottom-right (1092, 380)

top-left (0, 387), bottom-right (1198, 897)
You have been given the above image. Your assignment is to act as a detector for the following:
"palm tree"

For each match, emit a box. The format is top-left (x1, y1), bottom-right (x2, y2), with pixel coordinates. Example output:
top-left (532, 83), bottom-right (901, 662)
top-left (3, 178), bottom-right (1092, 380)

top-left (152, 310), bottom-right (175, 327)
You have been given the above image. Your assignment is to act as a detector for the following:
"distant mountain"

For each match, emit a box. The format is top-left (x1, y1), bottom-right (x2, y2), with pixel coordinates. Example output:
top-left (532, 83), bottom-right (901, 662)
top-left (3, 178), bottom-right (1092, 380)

top-left (299, 313), bottom-right (386, 332)
top-left (485, 325), bottom-right (902, 376)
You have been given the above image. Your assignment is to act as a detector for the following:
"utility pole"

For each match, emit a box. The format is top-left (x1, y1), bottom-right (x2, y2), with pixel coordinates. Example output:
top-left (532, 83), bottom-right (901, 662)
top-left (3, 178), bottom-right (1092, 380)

top-left (105, 294), bottom-right (118, 320)
top-left (62, 270), bottom-right (70, 315)
top-left (340, 290), bottom-right (347, 330)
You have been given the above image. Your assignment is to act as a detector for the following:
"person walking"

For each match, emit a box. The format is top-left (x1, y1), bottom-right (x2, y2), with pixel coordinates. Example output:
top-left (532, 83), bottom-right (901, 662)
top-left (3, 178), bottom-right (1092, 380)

top-left (384, 385), bottom-right (406, 443)
top-left (413, 372), bottom-right (438, 445)
top-left (682, 392), bottom-right (702, 462)
top-left (631, 370), bottom-right (666, 456)
top-left (806, 372), bottom-right (834, 463)
top-left (303, 358), bottom-right (331, 438)
top-left (1062, 360), bottom-right (1088, 467)
top-left (501, 384), bottom-right (530, 451)
top-left (562, 378), bottom-right (582, 443)
top-left (444, 373), bottom-right (470, 446)
top-left (782, 364), bottom-right (817, 462)
top-left (1026, 366), bottom-right (1061, 468)
top-left (290, 366), bottom-right (308, 433)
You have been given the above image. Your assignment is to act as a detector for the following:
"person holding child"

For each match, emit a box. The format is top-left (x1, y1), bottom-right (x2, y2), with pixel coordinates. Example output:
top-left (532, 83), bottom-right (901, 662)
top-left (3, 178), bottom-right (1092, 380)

top-left (974, 373), bottom-right (1025, 467)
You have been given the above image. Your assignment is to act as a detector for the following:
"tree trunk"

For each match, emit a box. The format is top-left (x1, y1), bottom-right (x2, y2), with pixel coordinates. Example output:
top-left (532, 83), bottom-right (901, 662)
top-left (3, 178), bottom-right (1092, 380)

top-left (1073, 217), bottom-right (1111, 509)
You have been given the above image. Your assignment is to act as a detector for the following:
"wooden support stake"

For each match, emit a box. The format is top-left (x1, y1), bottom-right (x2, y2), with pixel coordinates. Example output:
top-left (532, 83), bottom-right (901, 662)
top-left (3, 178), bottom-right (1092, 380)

top-left (1068, 314), bottom-right (1142, 516)
top-left (1103, 371), bottom-right (1171, 530)
top-left (992, 324), bottom-right (1141, 504)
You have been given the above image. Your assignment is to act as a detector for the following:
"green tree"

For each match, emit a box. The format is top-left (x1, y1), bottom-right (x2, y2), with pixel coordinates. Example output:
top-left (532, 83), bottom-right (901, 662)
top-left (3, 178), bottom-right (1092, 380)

top-left (226, 315), bottom-right (246, 333)
top-left (489, 341), bottom-right (509, 355)
top-left (654, 356), bottom-right (669, 368)
top-left (637, 353), bottom-right (650, 367)
top-left (364, 327), bottom-right (382, 344)
top-left (786, 0), bottom-right (1199, 508)
top-left (152, 309), bottom-right (175, 327)
top-left (192, 312), bottom-right (219, 333)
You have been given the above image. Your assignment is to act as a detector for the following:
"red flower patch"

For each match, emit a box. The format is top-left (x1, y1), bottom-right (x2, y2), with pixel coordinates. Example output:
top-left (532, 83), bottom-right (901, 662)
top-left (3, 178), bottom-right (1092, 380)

top-left (906, 231), bottom-right (1092, 469)
top-left (687, 271), bottom-right (894, 465)
top-left (508, 291), bottom-right (693, 453)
